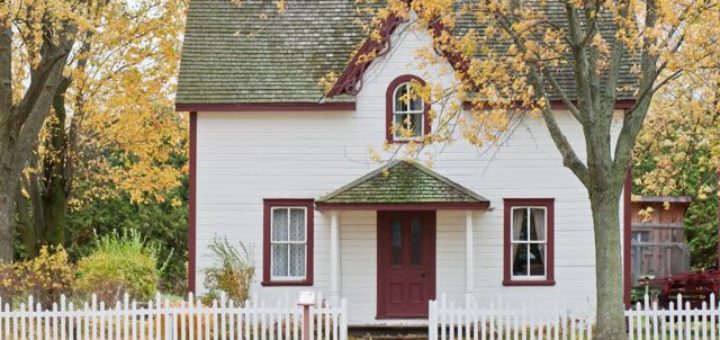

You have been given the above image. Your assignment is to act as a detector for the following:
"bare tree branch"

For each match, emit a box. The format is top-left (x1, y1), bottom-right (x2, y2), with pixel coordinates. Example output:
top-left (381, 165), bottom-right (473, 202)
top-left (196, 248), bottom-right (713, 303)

top-left (492, 6), bottom-right (589, 184)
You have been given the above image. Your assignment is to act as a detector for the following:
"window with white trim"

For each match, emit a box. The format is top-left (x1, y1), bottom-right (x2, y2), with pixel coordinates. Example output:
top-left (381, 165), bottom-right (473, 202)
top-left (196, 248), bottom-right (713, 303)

top-left (392, 82), bottom-right (424, 140)
top-left (270, 207), bottom-right (307, 280)
top-left (510, 206), bottom-right (548, 279)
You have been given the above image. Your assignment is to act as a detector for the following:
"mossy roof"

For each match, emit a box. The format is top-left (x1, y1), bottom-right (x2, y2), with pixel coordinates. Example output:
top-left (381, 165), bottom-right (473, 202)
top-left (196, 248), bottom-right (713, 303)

top-left (176, 0), bottom-right (638, 105)
top-left (316, 160), bottom-right (489, 204)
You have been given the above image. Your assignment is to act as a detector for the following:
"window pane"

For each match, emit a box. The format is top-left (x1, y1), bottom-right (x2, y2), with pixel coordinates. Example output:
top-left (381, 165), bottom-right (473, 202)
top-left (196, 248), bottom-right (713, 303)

top-left (633, 231), bottom-right (649, 242)
top-left (272, 244), bottom-right (288, 277)
top-left (408, 95), bottom-right (423, 112)
top-left (394, 84), bottom-right (408, 111)
top-left (289, 208), bottom-right (305, 241)
top-left (529, 244), bottom-right (545, 276)
top-left (512, 244), bottom-right (528, 276)
top-left (391, 218), bottom-right (403, 266)
top-left (410, 218), bottom-right (422, 265)
top-left (512, 208), bottom-right (528, 241)
top-left (530, 208), bottom-right (545, 241)
top-left (394, 113), bottom-right (422, 138)
top-left (289, 244), bottom-right (306, 277)
top-left (272, 209), bottom-right (289, 241)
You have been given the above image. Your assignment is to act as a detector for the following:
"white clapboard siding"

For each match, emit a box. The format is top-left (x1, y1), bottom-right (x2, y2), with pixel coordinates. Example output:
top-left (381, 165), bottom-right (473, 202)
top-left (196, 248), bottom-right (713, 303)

top-left (429, 293), bottom-right (720, 340)
top-left (0, 292), bottom-right (347, 340)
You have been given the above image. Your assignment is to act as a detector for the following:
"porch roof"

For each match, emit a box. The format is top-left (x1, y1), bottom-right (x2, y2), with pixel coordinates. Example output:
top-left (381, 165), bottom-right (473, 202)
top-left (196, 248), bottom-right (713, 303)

top-left (316, 160), bottom-right (489, 210)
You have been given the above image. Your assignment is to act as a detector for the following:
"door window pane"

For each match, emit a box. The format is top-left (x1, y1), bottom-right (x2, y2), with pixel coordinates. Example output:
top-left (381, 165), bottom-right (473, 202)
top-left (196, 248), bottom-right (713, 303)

top-left (391, 218), bottom-right (403, 266)
top-left (410, 218), bottom-right (422, 265)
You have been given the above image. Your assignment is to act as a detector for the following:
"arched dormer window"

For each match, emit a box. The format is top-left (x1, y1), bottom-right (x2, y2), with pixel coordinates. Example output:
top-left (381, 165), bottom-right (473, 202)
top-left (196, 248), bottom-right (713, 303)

top-left (386, 75), bottom-right (430, 143)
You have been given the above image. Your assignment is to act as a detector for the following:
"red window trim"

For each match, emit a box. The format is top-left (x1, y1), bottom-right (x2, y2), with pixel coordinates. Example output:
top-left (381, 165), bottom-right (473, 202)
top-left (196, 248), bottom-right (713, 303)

top-left (386, 75), bottom-right (431, 143)
top-left (262, 199), bottom-right (315, 287)
top-left (502, 198), bottom-right (556, 286)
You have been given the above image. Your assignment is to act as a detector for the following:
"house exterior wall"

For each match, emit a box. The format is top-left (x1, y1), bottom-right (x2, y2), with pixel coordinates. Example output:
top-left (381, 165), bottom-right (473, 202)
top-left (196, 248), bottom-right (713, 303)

top-left (193, 22), bottom-right (626, 326)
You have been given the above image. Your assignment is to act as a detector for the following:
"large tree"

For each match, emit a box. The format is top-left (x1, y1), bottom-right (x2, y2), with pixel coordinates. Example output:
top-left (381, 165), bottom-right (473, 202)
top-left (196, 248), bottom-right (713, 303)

top-left (0, 0), bottom-right (86, 261)
top-left (13, 0), bottom-right (186, 257)
top-left (355, 0), bottom-right (720, 338)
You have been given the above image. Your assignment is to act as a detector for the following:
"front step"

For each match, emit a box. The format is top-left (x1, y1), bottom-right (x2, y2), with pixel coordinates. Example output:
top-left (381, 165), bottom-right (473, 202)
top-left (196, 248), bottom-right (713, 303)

top-left (349, 326), bottom-right (428, 340)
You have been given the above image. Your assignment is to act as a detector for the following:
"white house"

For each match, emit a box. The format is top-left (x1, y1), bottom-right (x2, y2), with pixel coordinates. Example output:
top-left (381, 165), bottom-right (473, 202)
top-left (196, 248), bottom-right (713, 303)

top-left (176, 0), bottom-right (635, 327)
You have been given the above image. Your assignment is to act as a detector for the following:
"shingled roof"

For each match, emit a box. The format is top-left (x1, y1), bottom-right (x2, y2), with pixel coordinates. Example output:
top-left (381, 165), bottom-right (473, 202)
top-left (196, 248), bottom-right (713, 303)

top-left (176, 0), bottom-right (638, 107)
top-left (315, 160), bottom-right (489, 208)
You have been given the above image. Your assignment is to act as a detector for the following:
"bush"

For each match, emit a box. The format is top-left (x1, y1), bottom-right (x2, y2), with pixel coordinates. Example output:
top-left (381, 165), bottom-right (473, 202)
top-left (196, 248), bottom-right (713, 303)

top-left (75, 230), bottom-right (163, 304)
top-left (0, 246), bottom-right (74, 307)
top-left (203, 238), bottom-right (254, 305)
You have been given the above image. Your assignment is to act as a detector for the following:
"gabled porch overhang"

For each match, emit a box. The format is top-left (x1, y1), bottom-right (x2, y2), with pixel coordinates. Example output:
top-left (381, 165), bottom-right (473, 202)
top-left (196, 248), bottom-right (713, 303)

top-left (315, 160), bottom-right (490, 211)
top-left (316, 160), bottom-right (489, 308)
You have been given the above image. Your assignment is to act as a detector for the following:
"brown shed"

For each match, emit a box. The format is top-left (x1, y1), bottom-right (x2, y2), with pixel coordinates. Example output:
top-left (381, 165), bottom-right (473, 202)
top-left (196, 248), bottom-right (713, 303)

top-left (630, 196), bottom-right (692, 286)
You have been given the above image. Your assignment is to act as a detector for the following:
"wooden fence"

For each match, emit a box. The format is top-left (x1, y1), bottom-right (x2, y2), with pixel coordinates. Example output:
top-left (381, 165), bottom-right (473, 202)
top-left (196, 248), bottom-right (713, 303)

top-left (429, 294), bottom-right (720, 340)
top-left (0, 293), bottom-right (348, 340)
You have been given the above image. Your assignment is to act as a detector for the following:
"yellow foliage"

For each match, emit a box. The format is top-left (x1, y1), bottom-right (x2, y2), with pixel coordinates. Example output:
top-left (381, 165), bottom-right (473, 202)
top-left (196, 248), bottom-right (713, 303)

top-left (0, 247), bottom-right (74, 308)
top-left (25, 0), bottom-right (188, 208)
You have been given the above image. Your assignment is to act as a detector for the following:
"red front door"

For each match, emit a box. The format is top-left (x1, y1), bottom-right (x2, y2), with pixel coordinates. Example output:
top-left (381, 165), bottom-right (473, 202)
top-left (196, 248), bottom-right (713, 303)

top-left (377, 211), bottom-right (436, 319)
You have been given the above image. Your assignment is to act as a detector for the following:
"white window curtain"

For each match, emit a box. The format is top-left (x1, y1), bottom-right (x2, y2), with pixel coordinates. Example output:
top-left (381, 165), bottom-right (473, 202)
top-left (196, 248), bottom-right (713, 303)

top-left (271, 207), bottom-right (307, 279)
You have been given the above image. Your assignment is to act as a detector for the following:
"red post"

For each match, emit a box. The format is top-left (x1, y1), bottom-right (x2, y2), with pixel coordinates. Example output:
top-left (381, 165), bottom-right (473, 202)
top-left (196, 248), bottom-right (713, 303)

top-left (298, 291), bottom-right (316, 340)
top-left (302, 305), bottom-right (311, 340)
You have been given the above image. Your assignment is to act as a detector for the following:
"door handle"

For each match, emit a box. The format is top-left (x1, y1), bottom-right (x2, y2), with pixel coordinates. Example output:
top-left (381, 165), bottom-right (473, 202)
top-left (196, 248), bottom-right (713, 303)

top-left (420, 273), bottom-right (426, 278)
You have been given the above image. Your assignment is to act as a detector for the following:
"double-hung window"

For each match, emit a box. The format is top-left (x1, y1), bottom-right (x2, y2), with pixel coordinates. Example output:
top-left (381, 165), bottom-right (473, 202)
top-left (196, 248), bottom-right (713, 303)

top-left (503, 199), bottom-right (555, 286)
top-left (386, 75), bottom-right (430, 143)
top-left (263, 199), bottom-right (314, 286)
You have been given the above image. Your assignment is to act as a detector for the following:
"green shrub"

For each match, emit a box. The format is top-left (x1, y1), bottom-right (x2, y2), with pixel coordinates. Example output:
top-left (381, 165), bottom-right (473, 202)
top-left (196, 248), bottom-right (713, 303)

top-left (203, 238), bottom-right (254, 305)
top-left (75, 230), bottom-right (164, 304)
top-left (0, 246), bottom-right (74, 308)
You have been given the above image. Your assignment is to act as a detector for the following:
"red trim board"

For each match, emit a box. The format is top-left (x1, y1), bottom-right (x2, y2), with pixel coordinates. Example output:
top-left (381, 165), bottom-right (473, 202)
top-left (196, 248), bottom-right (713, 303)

top-left (623, 171), bottom-right (632, 308)
top-left (315, 202), bottom-right (490, 211)
top-left (188, 112), bottom-right (197, 293)
top-left (176, 102), bottom-right (355, 112)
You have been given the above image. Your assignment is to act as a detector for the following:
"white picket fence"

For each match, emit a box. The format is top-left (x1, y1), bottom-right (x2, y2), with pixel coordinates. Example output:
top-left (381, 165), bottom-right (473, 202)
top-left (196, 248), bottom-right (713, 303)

top-left (429, 294), bottom-right (720, 340)
top-left (626, 294), bottom-right (719, 340)
top-left (0, 292), bottom-right (348, 340)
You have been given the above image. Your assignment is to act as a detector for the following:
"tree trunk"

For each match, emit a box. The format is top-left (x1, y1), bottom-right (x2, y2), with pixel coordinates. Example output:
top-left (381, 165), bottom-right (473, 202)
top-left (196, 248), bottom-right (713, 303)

top-left (41, 79), bottom-right (70, 248)
top-left (0, 188), bottom-right (14, 261)
top-left (590, 189), bottom-right (626, 340)
top-left (16, 188), bottom-right (39, 258)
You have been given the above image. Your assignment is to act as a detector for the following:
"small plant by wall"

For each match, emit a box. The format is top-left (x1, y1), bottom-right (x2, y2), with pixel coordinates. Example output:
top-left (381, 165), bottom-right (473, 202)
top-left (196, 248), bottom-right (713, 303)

top-left (202, 237), bottom-right (255, 305)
